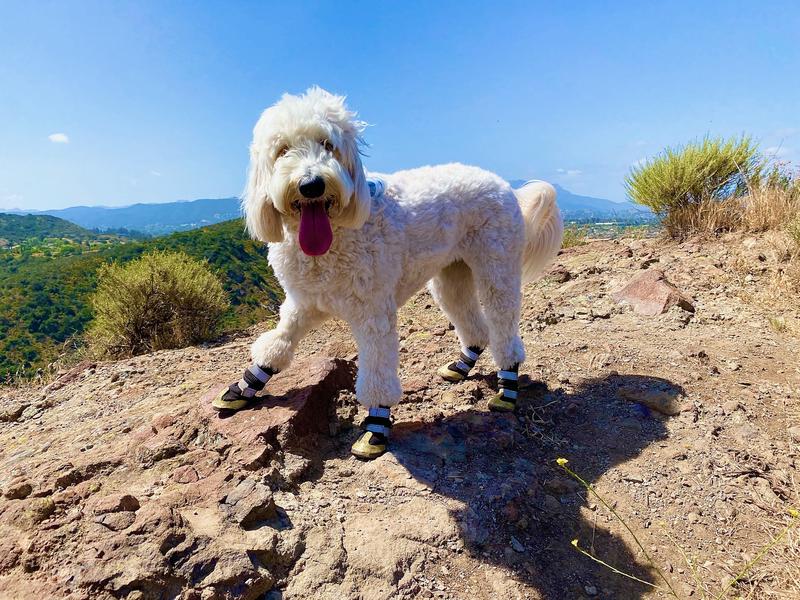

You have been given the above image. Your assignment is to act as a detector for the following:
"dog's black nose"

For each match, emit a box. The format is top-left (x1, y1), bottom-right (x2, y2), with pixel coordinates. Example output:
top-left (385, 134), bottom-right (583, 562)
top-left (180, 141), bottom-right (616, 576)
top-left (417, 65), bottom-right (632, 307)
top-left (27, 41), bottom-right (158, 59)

top-left (298, 175), bottom-right (325, 198)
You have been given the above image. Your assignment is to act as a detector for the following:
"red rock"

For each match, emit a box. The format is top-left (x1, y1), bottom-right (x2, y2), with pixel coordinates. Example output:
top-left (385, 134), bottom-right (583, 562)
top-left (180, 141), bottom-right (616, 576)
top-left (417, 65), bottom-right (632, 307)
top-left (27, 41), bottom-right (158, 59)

top-left (172, 465), bottom-right (199, 484)
top-left (200, 357), bottom-right (356, 468)
top-left (94, 511), bottom-right (136, 531)
top-left (4, 480), bottom-right (33, 500)
top-left (221, 478), bottom-right (276, 528)
top-left (44, 360), bottom-right (96, 392)
top-left (90, 493), bottom-right (140, 515)
top-left (151, 413), bottom-right (176, 431)
top-left (134, 434), bottom-right (187, 467)
top-left (0, 541), bottom-right (21, 573)
top-left (611, 269), bottom-right (694, 316)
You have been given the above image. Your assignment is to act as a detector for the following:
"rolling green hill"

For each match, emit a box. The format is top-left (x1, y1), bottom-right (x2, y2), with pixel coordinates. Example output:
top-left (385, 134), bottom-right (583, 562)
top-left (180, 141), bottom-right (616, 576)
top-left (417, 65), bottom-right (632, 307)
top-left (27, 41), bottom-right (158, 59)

top-left (0, 213), bottom-right (99, 244)
top-left (0, 218), bottom-right (282, 378)
top-left (0, 212), bottom-right (139, 259)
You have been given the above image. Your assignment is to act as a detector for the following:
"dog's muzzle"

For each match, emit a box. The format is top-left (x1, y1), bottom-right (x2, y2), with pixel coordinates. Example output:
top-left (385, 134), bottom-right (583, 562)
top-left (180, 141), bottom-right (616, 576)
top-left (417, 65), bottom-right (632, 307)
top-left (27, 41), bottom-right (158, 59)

top-left (298, 175), bottom-right (325, 198)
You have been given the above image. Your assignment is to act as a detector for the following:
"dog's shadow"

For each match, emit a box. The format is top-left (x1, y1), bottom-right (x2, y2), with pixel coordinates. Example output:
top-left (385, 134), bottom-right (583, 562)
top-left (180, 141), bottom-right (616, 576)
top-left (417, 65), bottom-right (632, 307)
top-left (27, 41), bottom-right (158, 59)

top-left (352, 374), bottom-right (679, 599)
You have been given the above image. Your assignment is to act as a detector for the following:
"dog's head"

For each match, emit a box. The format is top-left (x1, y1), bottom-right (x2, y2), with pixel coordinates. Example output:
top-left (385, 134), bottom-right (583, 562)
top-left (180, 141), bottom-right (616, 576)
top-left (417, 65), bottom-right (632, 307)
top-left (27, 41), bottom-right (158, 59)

top-left (243, 87), bottom-right (371, 256)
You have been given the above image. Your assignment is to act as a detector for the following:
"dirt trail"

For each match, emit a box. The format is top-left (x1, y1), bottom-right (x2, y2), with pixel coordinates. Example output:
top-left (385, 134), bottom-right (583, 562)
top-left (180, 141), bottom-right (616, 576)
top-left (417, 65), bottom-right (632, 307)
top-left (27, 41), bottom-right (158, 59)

top-left (1, 235), bottom-right (798, 599)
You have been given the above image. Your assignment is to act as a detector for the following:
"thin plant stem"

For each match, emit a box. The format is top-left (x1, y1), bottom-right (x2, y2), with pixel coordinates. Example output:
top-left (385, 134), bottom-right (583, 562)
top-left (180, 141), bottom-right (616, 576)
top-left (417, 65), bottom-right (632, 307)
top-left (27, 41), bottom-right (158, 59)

top-left (559, 462), bottom-right (681, 599)
top-left (660, 522), bottom-right (706, 600)
top-left (570, 541), bottom-right (666, 591)
top-left (712, 514), bottom-right (799, 600)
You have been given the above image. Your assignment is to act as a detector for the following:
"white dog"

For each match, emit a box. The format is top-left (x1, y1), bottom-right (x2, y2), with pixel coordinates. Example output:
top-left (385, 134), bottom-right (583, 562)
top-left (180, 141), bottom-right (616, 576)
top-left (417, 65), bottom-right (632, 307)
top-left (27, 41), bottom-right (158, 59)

top-left (213, 87), bottom-right (563, 459)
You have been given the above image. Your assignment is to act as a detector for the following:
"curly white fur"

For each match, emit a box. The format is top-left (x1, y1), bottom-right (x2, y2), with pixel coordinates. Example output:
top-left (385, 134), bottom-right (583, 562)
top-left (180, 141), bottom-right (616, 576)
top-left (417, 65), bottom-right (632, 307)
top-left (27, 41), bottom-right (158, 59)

top-left (244, 87), bottom-right (563, 408)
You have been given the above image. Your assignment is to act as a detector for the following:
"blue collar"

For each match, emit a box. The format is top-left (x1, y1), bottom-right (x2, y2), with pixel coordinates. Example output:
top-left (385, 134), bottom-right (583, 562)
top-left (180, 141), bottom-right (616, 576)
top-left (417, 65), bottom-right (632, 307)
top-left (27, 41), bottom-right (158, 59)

top-left (367, 178), bottom-right (385, 199)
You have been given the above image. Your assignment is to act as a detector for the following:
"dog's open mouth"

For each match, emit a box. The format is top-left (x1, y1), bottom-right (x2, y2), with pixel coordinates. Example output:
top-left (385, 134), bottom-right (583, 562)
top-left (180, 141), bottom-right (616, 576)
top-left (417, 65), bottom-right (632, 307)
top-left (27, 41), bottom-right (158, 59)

top-left (297, 199), bottom-right (333, 256)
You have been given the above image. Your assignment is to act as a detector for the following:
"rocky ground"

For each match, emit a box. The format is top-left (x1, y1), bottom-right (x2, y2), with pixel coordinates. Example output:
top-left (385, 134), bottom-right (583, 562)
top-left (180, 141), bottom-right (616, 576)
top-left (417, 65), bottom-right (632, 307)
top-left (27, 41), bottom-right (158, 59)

top-left (1, 235), bottom-right (799, 600)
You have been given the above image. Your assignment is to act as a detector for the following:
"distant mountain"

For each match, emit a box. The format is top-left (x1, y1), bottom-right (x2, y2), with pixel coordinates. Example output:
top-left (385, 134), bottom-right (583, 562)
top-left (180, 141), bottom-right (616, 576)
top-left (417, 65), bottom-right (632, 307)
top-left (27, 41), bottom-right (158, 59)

top-left (8, 197), bottom-right (242, 235)
top-left (509, 181), bottom-right (651, 221)
top-left (0, 213), bottom-right (102, 245)
top-left (4, 182), bottom-right (652, 239)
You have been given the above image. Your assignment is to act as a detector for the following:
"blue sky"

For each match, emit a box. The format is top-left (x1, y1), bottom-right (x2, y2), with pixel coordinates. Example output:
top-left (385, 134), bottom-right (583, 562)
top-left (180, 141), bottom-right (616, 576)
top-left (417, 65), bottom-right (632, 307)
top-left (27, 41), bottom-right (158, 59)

top-left (1, 1), bottom-right (798, 210)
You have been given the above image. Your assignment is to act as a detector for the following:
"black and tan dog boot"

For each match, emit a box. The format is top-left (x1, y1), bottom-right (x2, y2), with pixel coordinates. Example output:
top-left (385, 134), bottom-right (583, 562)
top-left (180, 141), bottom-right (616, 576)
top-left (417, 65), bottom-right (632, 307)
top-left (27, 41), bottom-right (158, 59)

top-left (351, 406), bottom-right (392, 459)
top-left (212, 364), bottom-right (277, 411)
top-left (488, 363), bottom-right (519, 412)
top-left (437, 346), bottom-right (483, 382)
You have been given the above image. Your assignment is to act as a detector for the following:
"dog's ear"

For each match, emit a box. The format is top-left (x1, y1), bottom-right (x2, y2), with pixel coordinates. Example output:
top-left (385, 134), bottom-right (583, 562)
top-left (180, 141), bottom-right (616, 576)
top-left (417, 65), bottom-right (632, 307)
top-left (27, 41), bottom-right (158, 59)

top-left (337, 144), bottom-right (371, 230)
top-left (242, 149), bottom-right (284, 243)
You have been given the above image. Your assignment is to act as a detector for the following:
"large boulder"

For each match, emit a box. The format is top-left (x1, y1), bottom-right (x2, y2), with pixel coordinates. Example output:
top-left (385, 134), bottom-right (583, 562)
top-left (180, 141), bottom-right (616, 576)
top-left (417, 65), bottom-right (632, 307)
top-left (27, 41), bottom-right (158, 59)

top-left (612, 269), bottom-right (694, 316)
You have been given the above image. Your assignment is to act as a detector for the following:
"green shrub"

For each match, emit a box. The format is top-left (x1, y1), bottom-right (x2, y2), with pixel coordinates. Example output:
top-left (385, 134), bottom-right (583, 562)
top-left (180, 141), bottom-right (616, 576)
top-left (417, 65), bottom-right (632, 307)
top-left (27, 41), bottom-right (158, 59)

top-left (561, 223), bottom-right (589, 248)
top-left (625, 136), bottom-right (762, 217)
top-left (87, 250), bottom-right (229, 357)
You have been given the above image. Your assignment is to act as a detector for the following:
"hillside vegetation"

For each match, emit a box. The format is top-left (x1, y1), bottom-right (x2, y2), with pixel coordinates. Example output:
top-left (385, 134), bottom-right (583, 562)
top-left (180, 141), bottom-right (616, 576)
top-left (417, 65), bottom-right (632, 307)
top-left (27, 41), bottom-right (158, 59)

top-left (626, 136), bottom-right (799, 240)
top-left (0, 217), bottom-right (281, 378)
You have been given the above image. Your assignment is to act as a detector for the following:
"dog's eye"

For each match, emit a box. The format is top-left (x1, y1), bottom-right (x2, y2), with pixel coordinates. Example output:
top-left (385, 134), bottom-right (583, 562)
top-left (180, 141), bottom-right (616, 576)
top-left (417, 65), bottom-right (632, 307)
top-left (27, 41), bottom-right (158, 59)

top-left (320, 139), bottom-right (334, 153)
top-left (276, 146), bottom-right (289, 159)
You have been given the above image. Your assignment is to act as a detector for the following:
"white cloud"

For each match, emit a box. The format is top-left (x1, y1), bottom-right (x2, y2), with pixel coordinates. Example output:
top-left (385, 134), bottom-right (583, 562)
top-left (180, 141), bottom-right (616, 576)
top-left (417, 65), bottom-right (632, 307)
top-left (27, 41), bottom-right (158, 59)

top-left (631, 157), bottom-right (648, 167)
top-left (556, 168), bottom-right (582, 177)
top-left (150, 170), bottom-right (162, 177)
top-left (48, 132), bottom-right (69, 144)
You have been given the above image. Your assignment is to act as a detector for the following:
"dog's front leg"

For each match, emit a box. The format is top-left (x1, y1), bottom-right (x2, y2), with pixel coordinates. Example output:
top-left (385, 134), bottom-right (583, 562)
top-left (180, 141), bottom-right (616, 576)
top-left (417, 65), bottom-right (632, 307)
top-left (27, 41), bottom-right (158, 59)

top-left (211, 296), bottom-right (327, 411)
top-left (349, 307), bottom-right (402, 459)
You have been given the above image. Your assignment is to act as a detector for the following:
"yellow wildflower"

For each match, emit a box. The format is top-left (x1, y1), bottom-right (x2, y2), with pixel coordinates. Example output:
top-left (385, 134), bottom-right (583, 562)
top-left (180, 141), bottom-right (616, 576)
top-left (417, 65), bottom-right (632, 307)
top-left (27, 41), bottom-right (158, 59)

top-left (556, 458), bottom-right (569, 467)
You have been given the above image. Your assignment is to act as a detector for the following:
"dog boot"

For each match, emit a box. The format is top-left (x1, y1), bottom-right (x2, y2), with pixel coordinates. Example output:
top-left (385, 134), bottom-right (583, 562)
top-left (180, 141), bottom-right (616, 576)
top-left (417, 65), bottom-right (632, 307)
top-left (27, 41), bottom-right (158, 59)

top-left (437, 346), bottom-right (483, 382)
top-left (212, 364), bottom-right (277, 411)
top-left (488, 363), bottom-right (519, 412)
top-left (351, 406), bottom-right (392, 459)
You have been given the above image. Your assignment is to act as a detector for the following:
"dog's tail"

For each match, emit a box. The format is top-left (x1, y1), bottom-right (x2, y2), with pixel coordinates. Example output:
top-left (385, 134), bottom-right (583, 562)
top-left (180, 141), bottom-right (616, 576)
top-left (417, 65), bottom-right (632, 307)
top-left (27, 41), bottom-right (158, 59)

top-left (515, 180), bottom-right (564, 284)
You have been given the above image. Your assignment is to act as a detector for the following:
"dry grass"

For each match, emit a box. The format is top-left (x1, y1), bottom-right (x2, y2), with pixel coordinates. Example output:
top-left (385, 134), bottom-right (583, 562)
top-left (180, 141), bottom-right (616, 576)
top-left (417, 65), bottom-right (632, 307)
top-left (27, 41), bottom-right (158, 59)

top-left (662, 184), bottom-right (800, 240)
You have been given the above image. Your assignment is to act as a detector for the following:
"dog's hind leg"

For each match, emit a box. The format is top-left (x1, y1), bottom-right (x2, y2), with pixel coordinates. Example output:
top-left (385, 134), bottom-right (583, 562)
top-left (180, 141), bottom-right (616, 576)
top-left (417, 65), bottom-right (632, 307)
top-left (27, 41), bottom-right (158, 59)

top-left (470, 256), bottom-right (526, 412)
top-left (429, 260), bottom-right (490, 382)
top-left (212, 296), bottom-right (327, 411)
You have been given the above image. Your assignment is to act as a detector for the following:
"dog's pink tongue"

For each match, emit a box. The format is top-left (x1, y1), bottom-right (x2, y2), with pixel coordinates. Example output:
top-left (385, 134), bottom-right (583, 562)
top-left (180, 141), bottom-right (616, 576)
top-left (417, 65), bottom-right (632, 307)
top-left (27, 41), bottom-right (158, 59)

top-left (298, 202), bottom-right (333, 256)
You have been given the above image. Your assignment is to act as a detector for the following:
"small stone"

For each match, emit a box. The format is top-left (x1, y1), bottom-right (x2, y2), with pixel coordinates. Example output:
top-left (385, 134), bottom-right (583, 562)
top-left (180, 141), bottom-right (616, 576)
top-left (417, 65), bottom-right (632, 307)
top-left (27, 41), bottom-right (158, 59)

top-left (0, 404), bottom-right (28, 423)
top-left (584, 584), bottom-right (598, 596)
top-left (20, 404), bottom-right (43, 420)
top-left (687, 512), bottom-right (700, 524)
top-left (722, 400), bottom-right (740, 415)
top-left (788, 426), bottom-right (800, 441)
top-left (618, 386), bottom-right (682, 416)
top-left (544, 478), bottom-right (579, 495)
top-left (172, 465), bottom-right (200, 484)
top-left (4, 481), bottom-right (33, 500)
top-left (510, 536), bottom-right (524, 552)
top-left (16, 498), bottom-right (56, 529)
top-left (440, 390), bottom-right (458, 405)
top-left (135, 436), bottom-right (187, 467)
top-left (542, 495), bottom-right (561, 513)
top-left (222, 478), bottom-right (276, 528)
top-left (91, 494), bottom-right (140, 515)
top-left (94, 511), bottom-right (136, 531)
top-left (622, 471), bottom-right (645, 484)
top-left (618, 417), bottom-right (643, 432)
